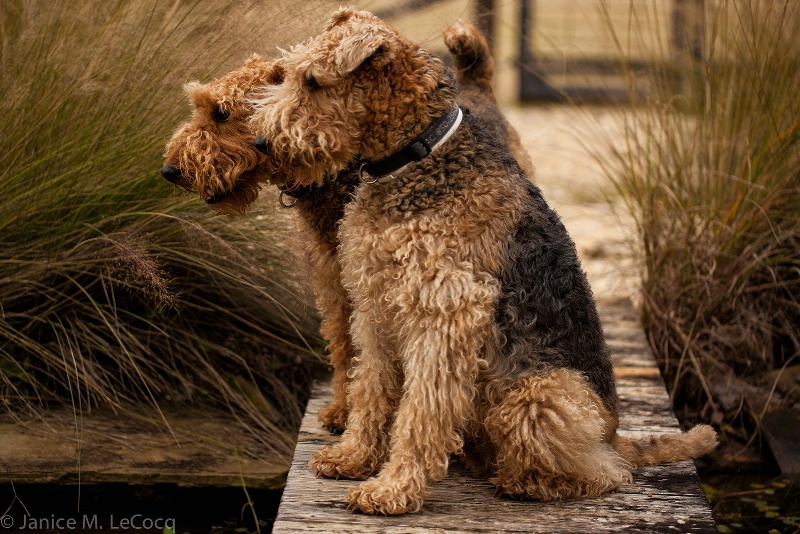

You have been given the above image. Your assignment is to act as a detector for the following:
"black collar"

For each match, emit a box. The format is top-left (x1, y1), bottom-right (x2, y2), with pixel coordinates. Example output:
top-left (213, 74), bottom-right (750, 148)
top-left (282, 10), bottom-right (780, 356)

top-left (358, 103), bottom-right (462, 179)
top-left (275, 181), bottom-right (314, 208)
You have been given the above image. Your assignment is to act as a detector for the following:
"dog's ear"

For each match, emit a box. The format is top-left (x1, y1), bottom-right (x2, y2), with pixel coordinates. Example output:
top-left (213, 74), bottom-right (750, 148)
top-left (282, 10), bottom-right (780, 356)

top-left (329, 29), bottom-right (388, 79)
top-left (183, 81), bottom-right (207, 107)
top-left (325, 6), bottom-right (356, 30)
top-left (268, 61), bottom-right (286, 84)
top-left (315, 8), bottom-right (389, 80)
top-left (244, 53), bottom-right (262, 65)
top-left (307, 28), bottom-right (388, 85)
top-left (239, 56), bottom-right (284, 87)
top-left (183, 81), bottom-right (223, 117)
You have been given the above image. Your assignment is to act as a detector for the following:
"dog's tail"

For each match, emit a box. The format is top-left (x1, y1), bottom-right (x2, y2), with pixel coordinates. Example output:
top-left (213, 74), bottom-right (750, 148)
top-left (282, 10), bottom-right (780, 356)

top-left (612, 424), bottom-right (718, 469)
top-left (443, 21), bottom-right (494, 92)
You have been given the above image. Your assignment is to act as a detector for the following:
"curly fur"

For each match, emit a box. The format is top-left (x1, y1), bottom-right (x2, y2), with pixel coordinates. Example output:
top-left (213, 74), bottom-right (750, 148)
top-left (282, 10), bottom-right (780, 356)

top-left (162, 25), bottom-right (529, 434)
top-left (290, 173), bottom-right (360, 431)
top-left (486, 370), bottom-right (632, 500)
top-left (249, 7), bottom-right (719, 515)
top-left (162, 54), bottom-right (285, 215)
top-left (162, 53), bottom-right (358, 431)
top-left (250, 10), bottom-right (453, 186)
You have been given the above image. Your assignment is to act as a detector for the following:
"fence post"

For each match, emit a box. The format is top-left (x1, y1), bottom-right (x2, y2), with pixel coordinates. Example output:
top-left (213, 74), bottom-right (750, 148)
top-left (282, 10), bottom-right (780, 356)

top-left (671, 0), bottom-right (706, 99)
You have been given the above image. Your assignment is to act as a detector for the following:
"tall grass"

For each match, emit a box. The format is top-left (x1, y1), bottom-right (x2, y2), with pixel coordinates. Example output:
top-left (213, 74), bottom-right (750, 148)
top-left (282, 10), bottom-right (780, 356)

top-left (0, 0), bottom-right (334, 462)
top-left (600, 0), bottom-right (800, 448)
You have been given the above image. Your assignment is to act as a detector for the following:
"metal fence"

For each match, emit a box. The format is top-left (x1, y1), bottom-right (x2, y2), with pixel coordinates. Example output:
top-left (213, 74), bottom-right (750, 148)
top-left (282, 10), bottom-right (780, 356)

top-left (367, 0), bottom-right (706, 103)
top-left (518, 0), bottom-right (705, 101)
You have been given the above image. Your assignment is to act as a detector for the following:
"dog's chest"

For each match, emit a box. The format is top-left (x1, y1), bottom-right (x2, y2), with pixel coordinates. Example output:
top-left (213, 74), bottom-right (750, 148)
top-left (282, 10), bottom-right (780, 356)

top-left (337, 178), bottom-right (520, 308)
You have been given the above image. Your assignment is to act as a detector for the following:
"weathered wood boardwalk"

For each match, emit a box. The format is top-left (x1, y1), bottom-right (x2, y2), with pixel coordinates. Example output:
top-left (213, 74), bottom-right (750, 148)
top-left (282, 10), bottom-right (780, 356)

top-left (272, 298), bottom-right (717, 533)
top-left (0, 407), bottom-right (288, 489)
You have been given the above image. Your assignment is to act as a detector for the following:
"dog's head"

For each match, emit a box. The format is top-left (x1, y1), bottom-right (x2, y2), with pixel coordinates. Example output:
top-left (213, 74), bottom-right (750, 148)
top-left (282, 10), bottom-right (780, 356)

top-left (161, 54), bottom-right (286, 215)
top-left (249, 8), bottom-right (457, 186)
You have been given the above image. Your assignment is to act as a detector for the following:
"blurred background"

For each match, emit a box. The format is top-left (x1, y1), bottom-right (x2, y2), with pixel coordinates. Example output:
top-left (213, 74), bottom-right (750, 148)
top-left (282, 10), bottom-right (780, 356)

top-left (1, 1), bottom-right (797, 532)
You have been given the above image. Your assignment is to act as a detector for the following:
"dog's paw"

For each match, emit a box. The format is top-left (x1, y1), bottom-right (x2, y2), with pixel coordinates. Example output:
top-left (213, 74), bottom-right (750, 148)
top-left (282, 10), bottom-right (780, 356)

top-left (318, 401), bottom-right (348, 434)
top-left (309, 445), bottom-right (375, 480)
top-left (347, 479), bottom-right (423, 515)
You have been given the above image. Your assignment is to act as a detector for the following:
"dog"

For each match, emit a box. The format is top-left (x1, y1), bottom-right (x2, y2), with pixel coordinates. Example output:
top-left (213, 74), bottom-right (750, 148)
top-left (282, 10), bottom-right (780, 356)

top-left (161, 23), bottom-right (532, 433)
top-left (161, 53), bottom-right (357, 432)
top-left (161, 54), bottom-right (285, 216)
top-left (248, 7), bottom-right (718, 515)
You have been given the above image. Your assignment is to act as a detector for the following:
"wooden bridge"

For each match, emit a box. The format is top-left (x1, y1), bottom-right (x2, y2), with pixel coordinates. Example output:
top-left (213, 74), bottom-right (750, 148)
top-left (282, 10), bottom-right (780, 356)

top-left (272, 298), bottom-right (716, 533)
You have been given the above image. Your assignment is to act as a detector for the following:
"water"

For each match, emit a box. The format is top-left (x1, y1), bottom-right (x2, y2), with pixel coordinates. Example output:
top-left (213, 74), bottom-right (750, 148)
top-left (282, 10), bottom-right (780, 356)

top-left (702, 470), bottom-right (800, 534)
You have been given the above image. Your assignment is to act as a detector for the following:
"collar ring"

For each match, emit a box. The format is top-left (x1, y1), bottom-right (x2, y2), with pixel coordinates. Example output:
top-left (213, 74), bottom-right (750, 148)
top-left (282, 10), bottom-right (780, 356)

top-left (279, 190), bottom-right (299, 208)
top-left (359, 163), bottom-right (379, 184)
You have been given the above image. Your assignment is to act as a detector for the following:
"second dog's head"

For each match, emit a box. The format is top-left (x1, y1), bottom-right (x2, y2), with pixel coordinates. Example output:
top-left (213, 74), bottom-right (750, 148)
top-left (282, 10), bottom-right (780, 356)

top-left (249, 8), bottom-right (457, 186)
top-left (161, 54), bottom-right (285, 215)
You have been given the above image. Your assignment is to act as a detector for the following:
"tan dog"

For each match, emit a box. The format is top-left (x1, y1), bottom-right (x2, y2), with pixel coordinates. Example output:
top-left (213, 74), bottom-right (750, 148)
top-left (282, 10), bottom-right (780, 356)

top-left (162, 54), bottom-right (285, 215)
top-left (249, 8), bottom-right (717, 515)
top-left (162, 24), bottom-right (534, 433)
top-left (162, 53), bottom-right (357, 432)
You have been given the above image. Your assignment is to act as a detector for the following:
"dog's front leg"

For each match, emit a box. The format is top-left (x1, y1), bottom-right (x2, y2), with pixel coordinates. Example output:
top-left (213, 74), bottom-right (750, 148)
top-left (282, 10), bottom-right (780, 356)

top-left (309, 305), bottom-right (400, 480)
top-left (347, 266), bottom-right (497, 514)
top-left (314, 263), bottom-right (355, 434)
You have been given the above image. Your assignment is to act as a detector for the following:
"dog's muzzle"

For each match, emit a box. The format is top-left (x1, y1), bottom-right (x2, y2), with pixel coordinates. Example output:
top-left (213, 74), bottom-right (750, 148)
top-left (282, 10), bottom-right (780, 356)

top-left (161, 163), bottom-right (224, 204)
top-left (254, 136), bottom-right (270, 154)
top-left (161, 164), bottom-right (181, 183)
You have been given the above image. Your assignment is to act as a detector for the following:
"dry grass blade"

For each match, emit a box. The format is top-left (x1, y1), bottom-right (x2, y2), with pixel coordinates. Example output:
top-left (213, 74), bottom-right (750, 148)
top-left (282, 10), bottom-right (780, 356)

top-left (1, 0), bottom-right (336, 466)
top-left (596, 0), bottom-right (800, 454)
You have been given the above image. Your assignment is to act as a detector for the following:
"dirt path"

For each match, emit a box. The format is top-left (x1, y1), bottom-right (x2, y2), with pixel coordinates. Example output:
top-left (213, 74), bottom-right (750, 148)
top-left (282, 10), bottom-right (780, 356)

top-left (503, 104), bottom-right (639, 304)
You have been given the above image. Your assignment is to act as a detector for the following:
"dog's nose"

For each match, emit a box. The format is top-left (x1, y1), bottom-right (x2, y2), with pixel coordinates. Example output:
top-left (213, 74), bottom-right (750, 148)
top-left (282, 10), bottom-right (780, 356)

top-left (254, 136), bottom-right (270, 154)
top-left (203, 192), bottom-right (226, 205)
top-left (161, 164), bottom-right (181, 183)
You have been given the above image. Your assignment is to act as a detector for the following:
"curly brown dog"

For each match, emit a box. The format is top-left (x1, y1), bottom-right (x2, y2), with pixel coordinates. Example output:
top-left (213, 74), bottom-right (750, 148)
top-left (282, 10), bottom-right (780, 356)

top-left (161, 24), bottom-right (531, 432)
top-left (161, 54), bottom-right (284, 215)
top-left (161, 54), bottom-right (358, 432)
top-left (249, 7), bottom-right (718, 515)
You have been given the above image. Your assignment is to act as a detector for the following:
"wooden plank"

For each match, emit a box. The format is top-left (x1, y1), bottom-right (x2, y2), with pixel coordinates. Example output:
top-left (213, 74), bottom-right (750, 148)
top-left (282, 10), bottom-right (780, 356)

top-left (272, 297), bottom-right (717, 533)
top-left (0, 407), bottom-right (288, 489)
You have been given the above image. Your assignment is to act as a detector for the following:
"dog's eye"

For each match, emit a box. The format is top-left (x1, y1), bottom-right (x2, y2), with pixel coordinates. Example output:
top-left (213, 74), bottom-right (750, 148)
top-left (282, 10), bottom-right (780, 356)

top-left (212, 107), bottom-right (230, 123)
top-left (271, 64), bottom-right (285, 84)
top-left (306, 75), bottom-right (321, 90)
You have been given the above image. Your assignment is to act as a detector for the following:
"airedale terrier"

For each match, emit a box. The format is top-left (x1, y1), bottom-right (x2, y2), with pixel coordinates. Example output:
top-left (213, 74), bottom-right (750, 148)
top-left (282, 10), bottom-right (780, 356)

top-left (161, 53), bottom-right (358, 432)
top-left (249, 7), bottom-right (718, 515)
top-left (161, 26), bottom-right (529, 433)
top-left (161, 54), bottom-right (285, 215)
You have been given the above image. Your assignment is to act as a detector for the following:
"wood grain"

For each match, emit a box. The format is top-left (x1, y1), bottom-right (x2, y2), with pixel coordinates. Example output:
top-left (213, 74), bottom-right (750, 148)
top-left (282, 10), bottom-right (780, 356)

top-left (272, 298), bottom-right (717, 533)
top-left (0, 407), bottom-right (288, 489)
